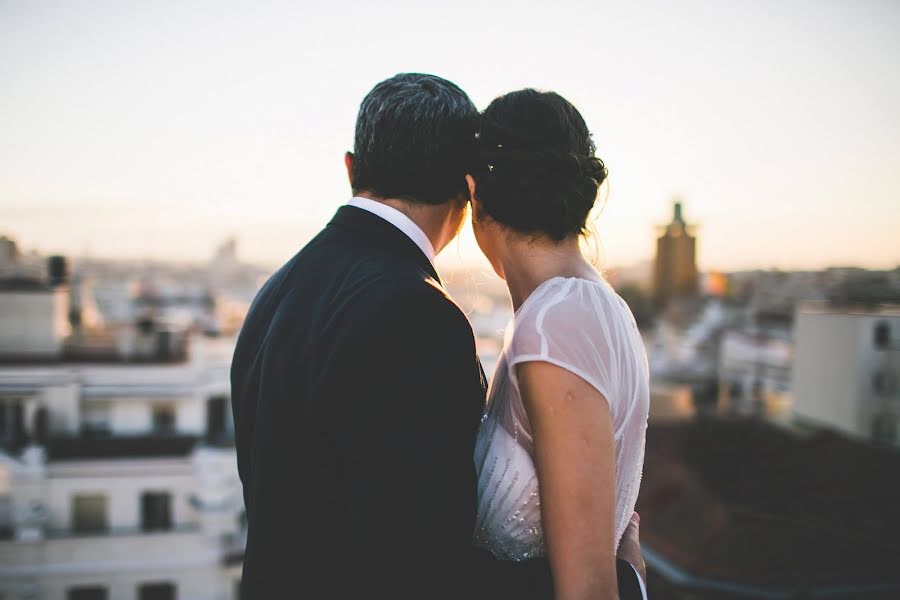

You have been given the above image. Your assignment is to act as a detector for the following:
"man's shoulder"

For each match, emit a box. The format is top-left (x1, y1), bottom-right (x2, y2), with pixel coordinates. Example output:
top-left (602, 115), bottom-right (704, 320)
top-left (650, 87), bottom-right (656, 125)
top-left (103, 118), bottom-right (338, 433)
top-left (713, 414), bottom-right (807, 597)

top-left (249, 225), bottom-right (471, 344)
top-left (357, 266), bottom-right (469, 333)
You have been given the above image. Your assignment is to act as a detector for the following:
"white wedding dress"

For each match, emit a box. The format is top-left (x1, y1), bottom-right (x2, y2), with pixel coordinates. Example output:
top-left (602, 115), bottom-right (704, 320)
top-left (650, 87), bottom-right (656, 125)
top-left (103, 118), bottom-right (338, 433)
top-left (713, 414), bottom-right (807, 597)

top-left (473, 276), bottom-right (650, 560)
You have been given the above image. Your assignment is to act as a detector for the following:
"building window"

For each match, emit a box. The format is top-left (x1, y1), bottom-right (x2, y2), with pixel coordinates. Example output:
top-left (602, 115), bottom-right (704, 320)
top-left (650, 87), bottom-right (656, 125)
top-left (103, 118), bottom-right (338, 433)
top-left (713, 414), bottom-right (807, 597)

top-left (32, 405), bottom-right (49, 445)
top-left (81, 402), bottom-right (111, 437)
top-left (873, 371), bottom-right (897, 397)
top-left (0, 398), bottom-right (25, 450)
top-left (139, 582), bottom-right (176, 600)
top-left (874, 321), bottom-right (891, 350)
top-left (141, 492), bottom-right (172, 531)
top-left (206, 395), bottom-right (229, 443)
top-left (72, 495), bottom-right (108, 534)
top-left (67, 586), bottom-right (108, 600)
top-left (152, 404), bottom-right (176, 434)
top-left (872, 413), bottom-right (897, 445)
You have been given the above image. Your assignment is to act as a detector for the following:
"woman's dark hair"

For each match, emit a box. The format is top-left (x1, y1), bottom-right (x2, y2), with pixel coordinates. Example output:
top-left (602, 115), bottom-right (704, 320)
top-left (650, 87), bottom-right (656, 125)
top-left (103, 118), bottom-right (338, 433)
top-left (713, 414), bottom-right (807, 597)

top-left (472, 89), bottom-right (607, 240)
top-left (352, 73), bottom-right (478, 205)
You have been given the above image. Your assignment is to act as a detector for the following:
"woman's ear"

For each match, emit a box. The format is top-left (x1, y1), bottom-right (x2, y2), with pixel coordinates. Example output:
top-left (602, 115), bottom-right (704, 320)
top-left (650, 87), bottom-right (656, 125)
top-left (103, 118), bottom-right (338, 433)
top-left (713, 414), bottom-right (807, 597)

top-left (465, 174), bottom-right (478, 210)
top-left (344, 152), bottom-right (355, 187)
top-left (465, 174), bottom-right (477, 201)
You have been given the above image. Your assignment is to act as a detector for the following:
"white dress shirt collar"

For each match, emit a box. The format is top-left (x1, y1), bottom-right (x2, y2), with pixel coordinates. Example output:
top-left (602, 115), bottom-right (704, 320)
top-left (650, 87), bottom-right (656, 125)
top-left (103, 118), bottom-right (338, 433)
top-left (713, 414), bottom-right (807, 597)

top-left (346, 196), bottom-right (436, 264)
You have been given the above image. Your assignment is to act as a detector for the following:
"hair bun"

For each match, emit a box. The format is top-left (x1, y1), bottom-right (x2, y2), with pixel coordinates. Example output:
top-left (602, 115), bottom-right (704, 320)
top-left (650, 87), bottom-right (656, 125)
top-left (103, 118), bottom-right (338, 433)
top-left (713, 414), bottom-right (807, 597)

top-left (473, 89), bottom-right (606, 241)
top-left (579, 155), bottom-right (608, 184)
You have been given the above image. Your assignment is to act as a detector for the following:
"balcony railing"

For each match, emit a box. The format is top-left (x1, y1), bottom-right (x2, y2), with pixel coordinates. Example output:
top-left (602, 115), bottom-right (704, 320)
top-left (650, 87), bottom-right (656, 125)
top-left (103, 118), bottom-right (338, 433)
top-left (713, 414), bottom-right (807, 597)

top-left (46, 434), bottom-right (199, 461)
top-left (44, 523), bottom-right (201, 540)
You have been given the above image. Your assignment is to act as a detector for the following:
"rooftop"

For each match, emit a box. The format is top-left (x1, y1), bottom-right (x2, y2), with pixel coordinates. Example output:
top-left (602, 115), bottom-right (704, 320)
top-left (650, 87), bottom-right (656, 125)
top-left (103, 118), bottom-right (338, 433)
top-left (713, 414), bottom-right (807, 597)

top-left (796, 301), bottom-right (900, 318)
top-left (638, 419), bottom-right (900, 596)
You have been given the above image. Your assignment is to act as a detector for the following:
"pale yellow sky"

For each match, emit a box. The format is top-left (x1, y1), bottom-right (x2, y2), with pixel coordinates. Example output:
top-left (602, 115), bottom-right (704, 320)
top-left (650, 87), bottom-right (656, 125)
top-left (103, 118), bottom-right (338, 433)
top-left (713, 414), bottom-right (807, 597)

top-left (1, 0), bottom-right (898, 272)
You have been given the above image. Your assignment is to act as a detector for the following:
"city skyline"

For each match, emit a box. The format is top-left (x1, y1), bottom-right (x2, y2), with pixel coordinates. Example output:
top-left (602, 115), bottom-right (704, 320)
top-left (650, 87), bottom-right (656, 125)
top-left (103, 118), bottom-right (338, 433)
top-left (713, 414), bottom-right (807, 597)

top-left (2, 0), bottom-right (899, 272)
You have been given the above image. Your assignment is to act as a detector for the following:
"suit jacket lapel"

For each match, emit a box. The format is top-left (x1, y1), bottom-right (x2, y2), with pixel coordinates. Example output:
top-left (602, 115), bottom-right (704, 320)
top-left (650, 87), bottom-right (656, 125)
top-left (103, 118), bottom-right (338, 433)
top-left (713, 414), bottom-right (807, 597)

top-left (476, 358), bottom-right (488, 394)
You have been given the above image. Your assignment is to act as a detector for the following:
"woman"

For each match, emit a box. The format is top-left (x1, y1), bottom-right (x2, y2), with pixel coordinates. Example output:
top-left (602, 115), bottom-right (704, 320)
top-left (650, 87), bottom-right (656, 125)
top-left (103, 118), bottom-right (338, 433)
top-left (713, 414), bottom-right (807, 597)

top-left (469, 89), bottom-right (650, 600)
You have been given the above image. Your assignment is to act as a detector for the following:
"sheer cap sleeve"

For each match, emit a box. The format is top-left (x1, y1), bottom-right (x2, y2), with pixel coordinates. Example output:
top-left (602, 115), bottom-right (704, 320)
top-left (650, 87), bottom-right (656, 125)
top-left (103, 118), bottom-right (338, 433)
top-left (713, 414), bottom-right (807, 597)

top-left (477, 275), bottom-right (649, 558)
top-left (506, 277), bottom-right (647, 428)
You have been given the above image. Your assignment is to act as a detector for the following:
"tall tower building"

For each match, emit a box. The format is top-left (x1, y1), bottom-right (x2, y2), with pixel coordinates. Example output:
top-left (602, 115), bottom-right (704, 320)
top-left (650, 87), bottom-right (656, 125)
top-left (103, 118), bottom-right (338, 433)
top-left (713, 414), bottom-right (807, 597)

top-left (654, 201), bottom-right (699, 307)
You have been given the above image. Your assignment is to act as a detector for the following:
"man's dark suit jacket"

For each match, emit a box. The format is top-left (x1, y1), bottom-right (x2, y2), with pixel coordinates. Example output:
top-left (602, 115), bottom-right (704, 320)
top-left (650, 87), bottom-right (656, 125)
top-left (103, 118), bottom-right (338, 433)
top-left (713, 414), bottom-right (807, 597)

top-left (231, 205), bottom-right (553, 599)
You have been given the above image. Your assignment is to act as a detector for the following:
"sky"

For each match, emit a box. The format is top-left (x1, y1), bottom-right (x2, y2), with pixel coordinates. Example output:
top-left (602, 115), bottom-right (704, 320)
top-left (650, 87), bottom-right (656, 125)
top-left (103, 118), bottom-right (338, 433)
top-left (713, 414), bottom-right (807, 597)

top-left (1, 0), bottom-right (899, 273)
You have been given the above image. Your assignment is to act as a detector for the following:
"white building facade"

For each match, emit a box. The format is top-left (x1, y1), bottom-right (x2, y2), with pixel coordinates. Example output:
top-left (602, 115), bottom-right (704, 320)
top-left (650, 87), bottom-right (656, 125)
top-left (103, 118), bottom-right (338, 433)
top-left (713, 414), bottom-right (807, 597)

top-left (792, 304), bottom-right (900, 446)
top-left (0, 337), bottom-right (245, 600)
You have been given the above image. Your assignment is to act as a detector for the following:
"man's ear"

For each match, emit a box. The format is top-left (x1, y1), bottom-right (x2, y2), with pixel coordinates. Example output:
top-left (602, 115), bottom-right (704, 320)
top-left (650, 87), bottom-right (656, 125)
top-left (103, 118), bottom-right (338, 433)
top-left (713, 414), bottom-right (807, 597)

top-left (344, 152), bottom-right (355, 187)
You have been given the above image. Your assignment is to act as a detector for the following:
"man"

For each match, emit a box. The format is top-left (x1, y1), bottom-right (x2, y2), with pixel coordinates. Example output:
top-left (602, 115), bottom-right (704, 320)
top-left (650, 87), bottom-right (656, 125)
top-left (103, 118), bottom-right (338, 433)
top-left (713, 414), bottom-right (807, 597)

top-left (231, 73), bottom-right (646, 599)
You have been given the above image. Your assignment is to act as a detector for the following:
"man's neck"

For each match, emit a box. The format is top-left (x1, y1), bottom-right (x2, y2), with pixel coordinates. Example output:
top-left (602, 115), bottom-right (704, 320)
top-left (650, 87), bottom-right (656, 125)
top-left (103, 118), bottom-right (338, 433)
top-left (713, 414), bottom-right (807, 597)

top-left (353, 192), bottom-right (453, 255)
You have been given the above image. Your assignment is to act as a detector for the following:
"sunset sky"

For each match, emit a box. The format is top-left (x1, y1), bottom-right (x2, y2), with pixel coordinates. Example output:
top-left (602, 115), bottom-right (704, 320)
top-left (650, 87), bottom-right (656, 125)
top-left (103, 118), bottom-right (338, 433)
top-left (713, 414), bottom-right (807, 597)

top-left (1, 0), bottom-right (898, 273)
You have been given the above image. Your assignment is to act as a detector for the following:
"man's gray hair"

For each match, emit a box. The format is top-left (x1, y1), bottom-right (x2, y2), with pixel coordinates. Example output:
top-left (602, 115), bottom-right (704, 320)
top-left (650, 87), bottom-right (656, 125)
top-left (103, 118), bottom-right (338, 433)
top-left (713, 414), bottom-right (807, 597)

top-left (351, 73), bottom-right (478, 206)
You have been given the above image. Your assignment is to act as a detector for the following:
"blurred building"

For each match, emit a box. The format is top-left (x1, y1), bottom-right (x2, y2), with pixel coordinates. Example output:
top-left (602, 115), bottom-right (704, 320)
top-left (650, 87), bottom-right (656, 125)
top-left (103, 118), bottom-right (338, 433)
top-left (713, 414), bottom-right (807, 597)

top-left (792, 303), bottom-right (900, 447)
top-left (0, 278), bottom-right (71, 359)
top-left (717, 328), bottom-right (793, 420)
top-left (0, 256), bottom-right (245, 600)
top-left (727, 267), bottom-right (900, 323)
top-left (647, 382), bottom-right (696, 423)
top-left (653, 202), bottom-right (698, 308)
top-left (648, 300), bottom-right (741, 382)
top-left (0, 236), bottom-right (20, 269)
top-left (0, 237), bottom-right (49, 282)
